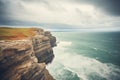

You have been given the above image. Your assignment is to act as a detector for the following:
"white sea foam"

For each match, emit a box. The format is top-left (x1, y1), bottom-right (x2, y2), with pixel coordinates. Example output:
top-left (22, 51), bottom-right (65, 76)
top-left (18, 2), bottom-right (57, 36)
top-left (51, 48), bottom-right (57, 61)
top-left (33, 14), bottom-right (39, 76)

top-left (57, 41), bottom-right (72, 47)
top-left (47, 41), bottom-right (120, 80)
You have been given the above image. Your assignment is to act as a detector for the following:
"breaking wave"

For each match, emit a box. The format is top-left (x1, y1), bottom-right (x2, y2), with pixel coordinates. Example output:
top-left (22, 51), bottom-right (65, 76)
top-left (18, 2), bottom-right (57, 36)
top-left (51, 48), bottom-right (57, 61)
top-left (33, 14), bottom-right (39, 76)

top-left (47, 41), bottom-right (120, 80)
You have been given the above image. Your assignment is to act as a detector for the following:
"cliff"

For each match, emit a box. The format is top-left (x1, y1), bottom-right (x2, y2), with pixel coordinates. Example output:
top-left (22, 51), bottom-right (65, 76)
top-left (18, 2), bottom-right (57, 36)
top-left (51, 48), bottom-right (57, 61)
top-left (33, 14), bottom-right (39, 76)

top-left (0, 28), bottom-right (56, 80)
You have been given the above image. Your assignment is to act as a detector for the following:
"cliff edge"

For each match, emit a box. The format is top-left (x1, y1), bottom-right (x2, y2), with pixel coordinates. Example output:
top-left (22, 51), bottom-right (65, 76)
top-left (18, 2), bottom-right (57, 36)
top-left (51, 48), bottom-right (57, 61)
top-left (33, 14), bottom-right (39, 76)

top-left (0, 28), bottom-right (56, 80)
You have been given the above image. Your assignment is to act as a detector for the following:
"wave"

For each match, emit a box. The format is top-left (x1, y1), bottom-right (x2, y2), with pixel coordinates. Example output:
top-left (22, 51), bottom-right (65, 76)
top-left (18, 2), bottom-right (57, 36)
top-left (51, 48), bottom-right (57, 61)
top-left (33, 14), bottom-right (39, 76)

top-left (47, 41), bottom-right (120, 80)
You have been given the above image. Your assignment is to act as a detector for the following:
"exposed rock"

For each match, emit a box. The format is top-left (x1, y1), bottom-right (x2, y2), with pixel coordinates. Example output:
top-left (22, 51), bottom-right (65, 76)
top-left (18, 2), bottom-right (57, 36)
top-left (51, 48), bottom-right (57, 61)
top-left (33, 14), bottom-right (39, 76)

top-left (0, 28), bottom-right (56, 80)
top-left (44, 31), bottom-right (57, 47)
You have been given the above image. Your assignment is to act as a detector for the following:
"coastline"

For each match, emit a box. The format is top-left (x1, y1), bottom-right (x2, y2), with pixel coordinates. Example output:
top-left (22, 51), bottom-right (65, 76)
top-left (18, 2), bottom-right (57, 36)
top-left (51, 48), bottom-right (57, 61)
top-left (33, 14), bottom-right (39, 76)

top-left (0, 27), bottom-right (56, 80)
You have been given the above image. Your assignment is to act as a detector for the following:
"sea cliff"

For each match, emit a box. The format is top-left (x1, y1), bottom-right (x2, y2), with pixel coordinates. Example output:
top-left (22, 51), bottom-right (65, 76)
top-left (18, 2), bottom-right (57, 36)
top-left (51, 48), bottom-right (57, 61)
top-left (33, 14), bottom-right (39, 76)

top-left (0, 28), bottom-right (56, 80)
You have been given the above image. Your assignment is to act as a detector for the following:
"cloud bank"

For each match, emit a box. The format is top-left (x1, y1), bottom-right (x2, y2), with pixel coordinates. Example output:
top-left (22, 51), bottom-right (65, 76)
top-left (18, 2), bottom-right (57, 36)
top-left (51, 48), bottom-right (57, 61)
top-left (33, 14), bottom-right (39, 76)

top-left (0, 0), bottom-right (120, 28)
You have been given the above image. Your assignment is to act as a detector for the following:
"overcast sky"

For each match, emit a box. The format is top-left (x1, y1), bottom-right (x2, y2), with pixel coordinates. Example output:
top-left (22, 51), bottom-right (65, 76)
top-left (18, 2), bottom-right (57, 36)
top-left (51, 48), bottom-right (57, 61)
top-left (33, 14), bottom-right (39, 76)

top-left (0, 0), bottom-right (120, 29)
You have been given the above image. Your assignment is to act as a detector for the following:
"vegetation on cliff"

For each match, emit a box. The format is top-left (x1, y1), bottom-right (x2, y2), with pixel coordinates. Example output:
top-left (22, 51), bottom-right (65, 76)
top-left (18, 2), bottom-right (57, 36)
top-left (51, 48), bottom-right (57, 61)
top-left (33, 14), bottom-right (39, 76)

top-left (0, 27), bottom-right (37, 40)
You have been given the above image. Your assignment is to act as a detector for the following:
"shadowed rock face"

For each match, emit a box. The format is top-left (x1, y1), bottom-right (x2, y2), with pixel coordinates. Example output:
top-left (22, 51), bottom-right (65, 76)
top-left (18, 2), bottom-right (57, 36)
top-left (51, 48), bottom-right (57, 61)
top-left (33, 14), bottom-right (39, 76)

top-left (44, 31), bottom-right (56, 47)
top-left (0, 28), bottom-right (56, 80)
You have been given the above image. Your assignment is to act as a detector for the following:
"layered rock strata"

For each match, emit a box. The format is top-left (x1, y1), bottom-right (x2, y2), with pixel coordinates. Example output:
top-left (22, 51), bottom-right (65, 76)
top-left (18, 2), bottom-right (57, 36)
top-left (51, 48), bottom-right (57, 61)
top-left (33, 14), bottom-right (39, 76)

top-left (0, 28), bottom-right (56, 80)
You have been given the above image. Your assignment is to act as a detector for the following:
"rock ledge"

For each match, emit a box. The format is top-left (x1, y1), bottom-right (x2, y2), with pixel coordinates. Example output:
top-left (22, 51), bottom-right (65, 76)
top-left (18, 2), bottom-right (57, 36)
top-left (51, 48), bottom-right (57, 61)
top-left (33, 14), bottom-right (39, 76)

top-left (0, 28), bottom-right (56, 80)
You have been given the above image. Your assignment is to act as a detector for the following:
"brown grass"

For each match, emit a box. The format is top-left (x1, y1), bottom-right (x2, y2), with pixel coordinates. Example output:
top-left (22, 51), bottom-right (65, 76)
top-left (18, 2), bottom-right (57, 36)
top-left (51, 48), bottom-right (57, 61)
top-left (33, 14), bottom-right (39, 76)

top-left (0, 27), bottom-right (37, 40)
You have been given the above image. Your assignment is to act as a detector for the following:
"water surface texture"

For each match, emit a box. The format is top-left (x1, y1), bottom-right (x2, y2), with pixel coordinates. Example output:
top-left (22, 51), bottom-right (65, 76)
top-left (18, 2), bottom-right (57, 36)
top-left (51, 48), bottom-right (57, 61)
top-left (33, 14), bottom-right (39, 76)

top-left (47, 32), bottom-right (120, 80)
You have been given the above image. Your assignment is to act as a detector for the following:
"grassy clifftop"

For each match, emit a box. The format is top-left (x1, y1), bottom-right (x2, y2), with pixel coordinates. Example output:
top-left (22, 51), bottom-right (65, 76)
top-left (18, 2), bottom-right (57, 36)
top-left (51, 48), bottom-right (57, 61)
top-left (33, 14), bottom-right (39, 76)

top-left (0, 27), bottom-right (37, 40)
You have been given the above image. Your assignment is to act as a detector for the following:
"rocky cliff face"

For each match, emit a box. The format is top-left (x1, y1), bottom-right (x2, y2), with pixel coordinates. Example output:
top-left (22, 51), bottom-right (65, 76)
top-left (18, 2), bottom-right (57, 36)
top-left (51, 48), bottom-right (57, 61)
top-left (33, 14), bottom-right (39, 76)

top-left (0, 28), bottom-right (56, 80)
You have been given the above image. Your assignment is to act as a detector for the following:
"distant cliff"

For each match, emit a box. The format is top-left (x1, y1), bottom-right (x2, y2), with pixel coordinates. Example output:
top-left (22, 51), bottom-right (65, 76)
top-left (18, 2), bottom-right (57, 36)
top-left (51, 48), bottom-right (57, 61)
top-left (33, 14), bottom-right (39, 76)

top-left (0, 28), bottom-right (56, 80)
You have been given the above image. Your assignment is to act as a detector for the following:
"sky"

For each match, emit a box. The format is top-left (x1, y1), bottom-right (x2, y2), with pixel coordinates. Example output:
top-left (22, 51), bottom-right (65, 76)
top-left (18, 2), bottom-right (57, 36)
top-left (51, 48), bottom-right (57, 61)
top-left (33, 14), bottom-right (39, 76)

top-left (0, 0), bottom-right (120, 30)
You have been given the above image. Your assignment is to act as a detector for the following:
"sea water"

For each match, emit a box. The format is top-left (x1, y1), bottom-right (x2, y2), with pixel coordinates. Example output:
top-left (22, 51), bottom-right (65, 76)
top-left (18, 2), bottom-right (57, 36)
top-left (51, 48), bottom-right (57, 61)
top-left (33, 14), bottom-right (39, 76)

top-left (47, 31), bottom-right (120, 80)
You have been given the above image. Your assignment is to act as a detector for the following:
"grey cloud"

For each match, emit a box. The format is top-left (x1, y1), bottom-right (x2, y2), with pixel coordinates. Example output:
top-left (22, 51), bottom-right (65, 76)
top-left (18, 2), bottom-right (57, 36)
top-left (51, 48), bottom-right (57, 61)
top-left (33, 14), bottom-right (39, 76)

top-left (75, 0), bottom-right (120, 16)
top-left (0, 0), bottom-right (26, 25)
top-left (17, 0), bottom-right (120, 16)
top-left (21, 0), bottom-right (66, 12)
top-left (21, 0), bottom-right (50, 5)
top-left (0, 0), bottom-right (120, 27)
top-left (0, 0), bottom-right (10, 25)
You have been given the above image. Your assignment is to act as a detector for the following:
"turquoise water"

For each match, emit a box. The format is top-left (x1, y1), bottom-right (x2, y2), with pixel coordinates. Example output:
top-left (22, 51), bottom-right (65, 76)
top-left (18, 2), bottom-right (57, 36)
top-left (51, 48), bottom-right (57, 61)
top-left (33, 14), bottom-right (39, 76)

top-left (47, 32), bottom-right (120, 80)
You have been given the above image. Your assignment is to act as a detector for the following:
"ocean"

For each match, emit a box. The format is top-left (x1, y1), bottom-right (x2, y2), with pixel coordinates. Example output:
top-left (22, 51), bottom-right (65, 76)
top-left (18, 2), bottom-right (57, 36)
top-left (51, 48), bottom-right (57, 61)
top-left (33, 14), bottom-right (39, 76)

top-left (47, 31), bottom-right (120, 80)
